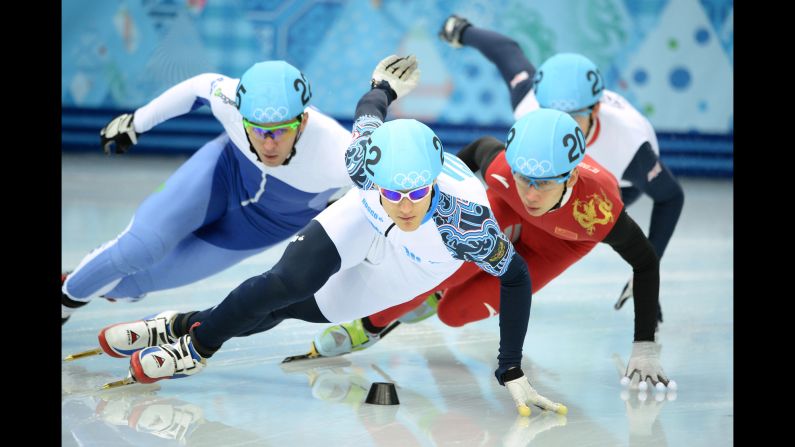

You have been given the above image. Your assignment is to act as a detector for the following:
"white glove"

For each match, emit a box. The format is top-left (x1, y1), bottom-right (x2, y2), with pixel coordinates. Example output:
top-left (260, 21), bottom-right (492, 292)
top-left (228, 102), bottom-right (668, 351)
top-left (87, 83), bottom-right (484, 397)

top-left (623, 342), bottom-right (674, 390)
top-left (100, 113), bottom-right (138, 154)
top-left (371, 54), bottom-right (420, 99)
top-left (504, 369), bottom-right (568, 416)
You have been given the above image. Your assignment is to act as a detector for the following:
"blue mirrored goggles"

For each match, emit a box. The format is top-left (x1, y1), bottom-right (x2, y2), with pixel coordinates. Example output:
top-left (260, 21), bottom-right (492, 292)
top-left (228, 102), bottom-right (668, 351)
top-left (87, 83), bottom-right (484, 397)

top-left (378, 184), bottom-right (433, 203)
top-left (243, 118), bottom-right (300, 140)
top-left (512, 171), bottom-right (571, 191)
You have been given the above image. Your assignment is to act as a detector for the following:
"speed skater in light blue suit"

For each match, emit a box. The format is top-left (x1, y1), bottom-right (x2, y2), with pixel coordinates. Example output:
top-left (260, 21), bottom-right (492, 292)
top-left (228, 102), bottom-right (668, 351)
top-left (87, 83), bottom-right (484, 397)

top-left (62, 61), bottom-right (352, 324)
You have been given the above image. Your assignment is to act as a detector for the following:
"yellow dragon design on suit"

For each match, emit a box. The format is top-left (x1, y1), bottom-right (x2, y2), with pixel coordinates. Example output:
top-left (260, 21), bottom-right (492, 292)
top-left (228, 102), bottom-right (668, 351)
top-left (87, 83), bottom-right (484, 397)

top-left (572, 189), bottom-right (614, 235)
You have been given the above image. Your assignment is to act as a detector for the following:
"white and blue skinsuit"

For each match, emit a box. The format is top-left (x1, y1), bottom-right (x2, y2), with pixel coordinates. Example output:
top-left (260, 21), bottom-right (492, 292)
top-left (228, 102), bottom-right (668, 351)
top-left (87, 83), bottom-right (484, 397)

top-left (63, 73), bottom-right (352, 301)
top-left (181, 85), bottom-right (535, 382)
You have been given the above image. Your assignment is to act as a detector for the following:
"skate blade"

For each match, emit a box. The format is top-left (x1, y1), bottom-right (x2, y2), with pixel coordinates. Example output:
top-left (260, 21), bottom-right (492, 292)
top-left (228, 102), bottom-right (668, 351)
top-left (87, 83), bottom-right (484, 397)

top-left (63, 348), bottom-right (103, 362)
top-left (101, 375), bottom-right (137, 390)
top-left (281, 353), bottom-right (320, 363)
top-left (281, 320), bottom-right (401, 364)
top-left (281, 343), bottom-right (323, 363)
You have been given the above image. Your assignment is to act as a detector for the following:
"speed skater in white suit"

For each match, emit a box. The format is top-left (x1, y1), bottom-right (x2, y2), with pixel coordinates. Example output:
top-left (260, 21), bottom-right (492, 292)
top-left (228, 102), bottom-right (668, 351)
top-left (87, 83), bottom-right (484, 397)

top-left (89, 54), bottom-right (567, 417)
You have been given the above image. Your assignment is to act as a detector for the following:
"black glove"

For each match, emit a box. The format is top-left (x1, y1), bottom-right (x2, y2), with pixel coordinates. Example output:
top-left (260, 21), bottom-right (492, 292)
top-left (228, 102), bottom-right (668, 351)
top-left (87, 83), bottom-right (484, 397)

top-left (100, 113), bottom-right (138, 154)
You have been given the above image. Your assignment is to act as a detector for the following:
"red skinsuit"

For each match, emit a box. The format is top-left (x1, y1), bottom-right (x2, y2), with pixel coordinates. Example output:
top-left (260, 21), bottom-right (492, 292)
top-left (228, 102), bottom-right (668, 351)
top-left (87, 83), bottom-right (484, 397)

top-left (370, 152), bottom-right (624, 327)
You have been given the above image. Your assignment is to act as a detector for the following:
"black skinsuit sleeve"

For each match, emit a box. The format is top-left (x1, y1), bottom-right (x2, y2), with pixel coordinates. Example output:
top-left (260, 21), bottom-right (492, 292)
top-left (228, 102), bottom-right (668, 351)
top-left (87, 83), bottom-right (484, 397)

top-left (602, 209), bottom-right (660, 341)
top-left (456, 136), bottom-right (505, 174)
top-left (459, 26), bottom-right (536, 109)
top-left (494, 253), bottom-right (532, 385)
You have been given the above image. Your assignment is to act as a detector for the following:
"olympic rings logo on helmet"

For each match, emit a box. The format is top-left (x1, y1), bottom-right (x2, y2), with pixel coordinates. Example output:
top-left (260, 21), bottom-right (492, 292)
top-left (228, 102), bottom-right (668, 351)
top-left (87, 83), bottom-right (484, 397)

top-left (544, 99), bottom-right (580, 112)
top-left (393, 171), bottom-right (432, 189)
top-left (251, 107), bottom-right (290, 123)
top-left (512, 157), bottom-right (553, 177)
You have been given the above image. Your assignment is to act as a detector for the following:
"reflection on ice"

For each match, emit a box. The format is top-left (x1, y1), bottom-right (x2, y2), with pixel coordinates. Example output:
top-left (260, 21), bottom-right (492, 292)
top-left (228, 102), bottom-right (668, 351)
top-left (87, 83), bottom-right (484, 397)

top-left (63, 155), bottom-right (732, 446)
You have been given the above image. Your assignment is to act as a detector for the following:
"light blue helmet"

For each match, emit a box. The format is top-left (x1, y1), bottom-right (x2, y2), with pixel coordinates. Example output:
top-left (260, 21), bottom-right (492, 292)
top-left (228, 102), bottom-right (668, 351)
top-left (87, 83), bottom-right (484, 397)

top-left (505, 108), bottom-right (586, 178)
top-left (235, 60), bottom-right (311, 123)
top-left (366, 119), bottom-right (444, 190)
top-left (533, 53), bottom-right (604, 112)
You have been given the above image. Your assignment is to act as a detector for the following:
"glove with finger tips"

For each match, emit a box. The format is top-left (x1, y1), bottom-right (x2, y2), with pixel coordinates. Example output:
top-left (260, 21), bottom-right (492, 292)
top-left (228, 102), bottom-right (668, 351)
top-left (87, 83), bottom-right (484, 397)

top-left (501, 367), bottom-right (568, 416)
top-left (100, 113), bottom-right (138, 154)
top-left (371, 54), bottom-right (421, 100)
top-left (624, 341), bottom-right (670, 388)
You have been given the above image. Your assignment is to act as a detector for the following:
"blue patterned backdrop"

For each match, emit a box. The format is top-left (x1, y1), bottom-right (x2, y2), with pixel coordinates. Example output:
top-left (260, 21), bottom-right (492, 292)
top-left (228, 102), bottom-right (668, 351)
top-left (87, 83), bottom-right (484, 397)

top-left (62, 0), bottom-right (733, 134)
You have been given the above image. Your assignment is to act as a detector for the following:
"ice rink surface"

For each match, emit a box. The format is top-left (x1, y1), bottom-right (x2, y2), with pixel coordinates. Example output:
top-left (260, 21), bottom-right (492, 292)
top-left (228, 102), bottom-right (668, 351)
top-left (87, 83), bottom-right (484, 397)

top-left (62, 153), bottom-right (732, 446)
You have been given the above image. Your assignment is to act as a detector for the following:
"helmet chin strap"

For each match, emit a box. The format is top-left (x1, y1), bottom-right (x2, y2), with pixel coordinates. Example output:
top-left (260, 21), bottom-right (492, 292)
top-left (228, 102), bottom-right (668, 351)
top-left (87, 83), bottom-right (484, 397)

top-left (245, 134), bottom-right (262, 162)
top-left (282, 125), bottom-right (303, 166)
top-left (546, 112), bottom-right (591, 212)
top-left (548, 181), bottom-right (574, 212)
top-left (281, 113), bottom-right (305, 166)
top-left (585, 114), bottom-right (595, 141)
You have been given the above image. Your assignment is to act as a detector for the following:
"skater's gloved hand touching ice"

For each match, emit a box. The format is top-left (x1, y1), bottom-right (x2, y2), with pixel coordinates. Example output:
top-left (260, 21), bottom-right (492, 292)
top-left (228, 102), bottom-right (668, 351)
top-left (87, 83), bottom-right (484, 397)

top-left (499, 367), bottom-right (568, 417)
top-left (622, 341), bottom-right (677, 392)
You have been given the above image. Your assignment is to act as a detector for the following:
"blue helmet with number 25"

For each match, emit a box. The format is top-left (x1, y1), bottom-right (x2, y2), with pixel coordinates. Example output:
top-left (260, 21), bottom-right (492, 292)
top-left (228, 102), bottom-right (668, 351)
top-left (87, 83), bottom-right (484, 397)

top-left (505, 109), bottom-right (586, 178)
top-left (236, 60), bottom-right (312, 124)
top-left (533, 53), bottom-right (603, 113)
top-left (365, 119), bottom-right (444, 191)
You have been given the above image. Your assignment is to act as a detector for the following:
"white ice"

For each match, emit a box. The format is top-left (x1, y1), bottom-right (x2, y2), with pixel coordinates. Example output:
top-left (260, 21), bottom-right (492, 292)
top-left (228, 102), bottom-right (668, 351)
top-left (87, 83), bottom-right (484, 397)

top-left (62, 153), bottom-right (733, 446)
